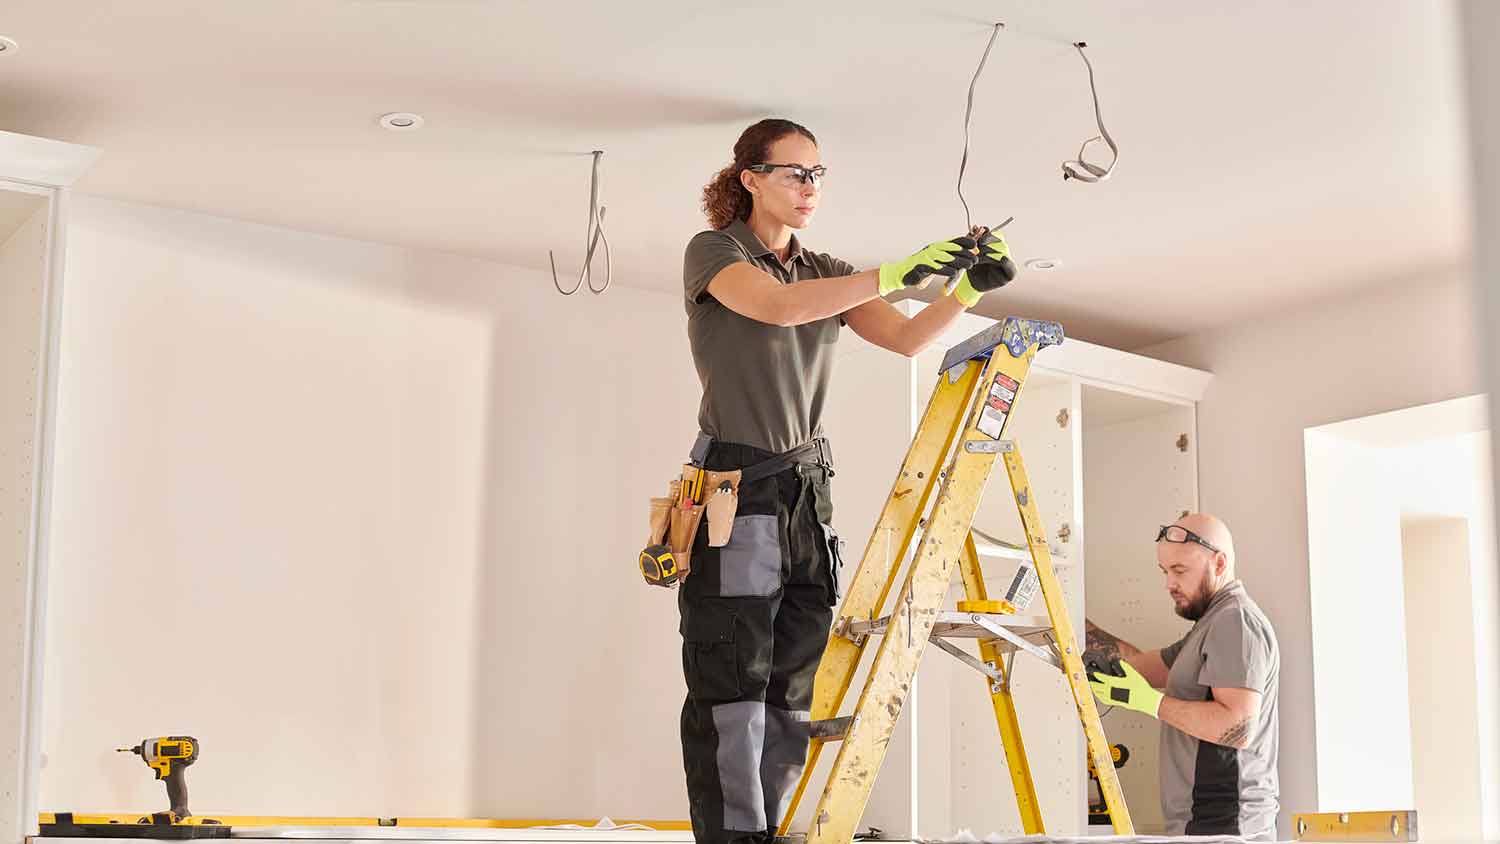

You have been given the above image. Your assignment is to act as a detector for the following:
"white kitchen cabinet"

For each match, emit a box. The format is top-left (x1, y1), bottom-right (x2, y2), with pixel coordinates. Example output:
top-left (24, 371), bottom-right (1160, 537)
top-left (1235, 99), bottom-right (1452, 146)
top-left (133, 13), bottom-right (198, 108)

top-left (0, 130), bottom-right (99, 844)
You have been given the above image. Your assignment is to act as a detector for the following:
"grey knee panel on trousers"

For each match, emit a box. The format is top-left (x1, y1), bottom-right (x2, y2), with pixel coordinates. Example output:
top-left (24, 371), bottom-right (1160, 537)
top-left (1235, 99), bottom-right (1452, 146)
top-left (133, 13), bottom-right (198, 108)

top-left (761, 706), bottom-right (812, 828)
top-left (712, 701), bottom-right (769, 832)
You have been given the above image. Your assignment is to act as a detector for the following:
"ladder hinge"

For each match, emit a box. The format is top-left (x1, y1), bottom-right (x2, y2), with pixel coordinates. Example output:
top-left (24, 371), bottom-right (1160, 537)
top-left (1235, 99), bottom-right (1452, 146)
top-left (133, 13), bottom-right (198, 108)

top-left (833, 616), bottom-right (868, 646)
top-left (808, 715), bottom-right (856, 742)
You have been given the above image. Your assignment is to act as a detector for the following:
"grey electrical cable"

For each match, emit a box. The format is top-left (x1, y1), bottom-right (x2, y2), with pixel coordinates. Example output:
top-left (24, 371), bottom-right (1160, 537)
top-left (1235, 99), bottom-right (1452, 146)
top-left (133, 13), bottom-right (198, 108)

top-left (1061, 42), bottom-right (1119, 183)
top-left (957, 22), bottom-right (1002, 232)
top-left (550, 150), bottom-right (612, 295)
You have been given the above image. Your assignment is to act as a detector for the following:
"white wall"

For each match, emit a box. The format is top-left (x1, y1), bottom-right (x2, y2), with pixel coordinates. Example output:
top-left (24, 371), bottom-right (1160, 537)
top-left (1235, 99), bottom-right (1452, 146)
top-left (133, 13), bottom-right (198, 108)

top-left (1310, 402), bottom-right (1498, 835)
top-left (1393, 432), bottom-right (1496, 839)
top-left (0, 198), bottom-right (50, 839)
top-left (1467, 450), bottom-right (1500, 841)
top-left (1401, 518), bottom-right (1482, 843)
top-left (1141, 273), bottom-right (1482, 835)
top-left (1302, 432), bottom-right (1414, 810)
top-left (1302, 424), bottom-right (1496, 836)
top-left (40, 197), bottom-right (705, 819)
top-left (1458, 7), bottom-right (1500, 838)
top-left (37, 195), bottom-right (942, 829)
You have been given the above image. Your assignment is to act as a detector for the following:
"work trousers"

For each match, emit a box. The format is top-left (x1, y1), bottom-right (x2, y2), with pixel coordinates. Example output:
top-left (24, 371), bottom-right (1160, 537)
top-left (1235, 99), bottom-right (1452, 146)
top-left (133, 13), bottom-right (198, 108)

top-left (678, 439), bottom-right (844, 844)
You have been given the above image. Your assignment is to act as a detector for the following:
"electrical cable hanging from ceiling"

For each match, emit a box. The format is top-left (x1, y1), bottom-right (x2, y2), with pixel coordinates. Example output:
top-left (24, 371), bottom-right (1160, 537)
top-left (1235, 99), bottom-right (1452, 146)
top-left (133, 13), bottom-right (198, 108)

top-left (1060, 42), bottom-right (1119, 183)
top-left (956, 22), bottom-right (1003, 233)
top-left (950, 21), bottom-right (1015, 298)
top-left (550, 149), bottom-right (611, 295)
top-left (955, 24), bottom-right (1121, 208)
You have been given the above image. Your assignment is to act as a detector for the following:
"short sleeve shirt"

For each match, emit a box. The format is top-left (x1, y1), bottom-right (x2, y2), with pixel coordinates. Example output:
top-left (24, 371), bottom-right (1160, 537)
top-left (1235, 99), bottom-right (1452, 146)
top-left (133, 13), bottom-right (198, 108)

top-left (1159, 581), bottom-right (1281, 840)
top-left (683, 218), bottom-right (856, 454)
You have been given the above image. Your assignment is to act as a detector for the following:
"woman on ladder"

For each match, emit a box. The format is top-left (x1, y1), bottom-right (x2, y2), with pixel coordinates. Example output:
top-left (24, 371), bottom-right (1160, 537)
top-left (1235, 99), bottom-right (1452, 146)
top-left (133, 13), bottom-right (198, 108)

top-left (678, 117), bottom-right (1014, 844)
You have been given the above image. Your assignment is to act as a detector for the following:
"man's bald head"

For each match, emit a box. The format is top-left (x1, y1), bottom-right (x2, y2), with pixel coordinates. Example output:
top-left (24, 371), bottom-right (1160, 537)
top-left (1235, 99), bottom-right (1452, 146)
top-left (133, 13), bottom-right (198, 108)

top-left (1175, 513), bottom-right (1236, 573)
top-left (1157, 513), bottom-right (1238, 621)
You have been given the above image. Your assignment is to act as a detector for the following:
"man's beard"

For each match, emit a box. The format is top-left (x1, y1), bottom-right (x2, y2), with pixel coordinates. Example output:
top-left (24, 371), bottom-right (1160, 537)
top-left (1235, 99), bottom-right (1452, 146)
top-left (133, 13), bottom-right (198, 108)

top-left (1174, 573), bottom-right (1216, 621)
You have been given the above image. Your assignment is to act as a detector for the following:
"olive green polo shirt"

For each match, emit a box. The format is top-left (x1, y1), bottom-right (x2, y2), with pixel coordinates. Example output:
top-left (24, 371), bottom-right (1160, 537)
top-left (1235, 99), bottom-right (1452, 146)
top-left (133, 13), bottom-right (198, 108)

top-left (683, 218), bottom-right (855, 454)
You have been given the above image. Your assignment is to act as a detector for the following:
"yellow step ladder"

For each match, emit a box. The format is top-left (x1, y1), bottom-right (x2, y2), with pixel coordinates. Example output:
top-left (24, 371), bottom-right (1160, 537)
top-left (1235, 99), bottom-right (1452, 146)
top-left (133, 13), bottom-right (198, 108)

top-left (779, 317), bottom-right (1132, 843)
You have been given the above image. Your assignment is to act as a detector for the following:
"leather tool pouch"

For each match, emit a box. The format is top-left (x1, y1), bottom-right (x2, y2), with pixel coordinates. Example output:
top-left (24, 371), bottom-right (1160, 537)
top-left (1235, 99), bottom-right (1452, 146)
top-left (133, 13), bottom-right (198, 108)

top-left (702, 469), bottom-right (742, 547)
top-left (641, 439), bottom-right (744, 582)
top-left (665, 469), bottom-right (706, 578)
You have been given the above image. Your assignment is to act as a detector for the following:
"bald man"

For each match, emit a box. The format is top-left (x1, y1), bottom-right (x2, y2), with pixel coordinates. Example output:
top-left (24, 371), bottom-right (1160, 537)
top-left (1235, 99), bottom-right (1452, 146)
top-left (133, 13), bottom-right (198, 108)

top-left (1084, 514), bottom-right (1281, 840)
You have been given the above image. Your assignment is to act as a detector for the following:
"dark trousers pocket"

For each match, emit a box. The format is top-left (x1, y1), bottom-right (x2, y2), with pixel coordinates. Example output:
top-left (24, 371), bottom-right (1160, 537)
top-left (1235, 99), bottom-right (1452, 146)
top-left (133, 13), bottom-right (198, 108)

top-left (681, 603), bottom-right (741, 702)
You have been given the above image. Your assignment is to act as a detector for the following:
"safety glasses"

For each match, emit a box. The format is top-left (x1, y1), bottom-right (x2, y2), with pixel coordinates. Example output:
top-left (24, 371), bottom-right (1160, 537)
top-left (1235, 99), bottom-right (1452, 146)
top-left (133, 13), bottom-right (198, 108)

top-left (1156, 524), bottom-right (1220, 554)
top-left (747, 163), bottom-right (827, 189)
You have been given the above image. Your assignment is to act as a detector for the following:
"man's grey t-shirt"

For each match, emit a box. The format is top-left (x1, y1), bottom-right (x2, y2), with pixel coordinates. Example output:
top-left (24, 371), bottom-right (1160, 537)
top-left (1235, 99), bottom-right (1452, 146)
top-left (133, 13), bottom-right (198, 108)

top-left (1159, 580), bottom-right (1281, 840)
top-left (683, 218), bottom-right (855, 454)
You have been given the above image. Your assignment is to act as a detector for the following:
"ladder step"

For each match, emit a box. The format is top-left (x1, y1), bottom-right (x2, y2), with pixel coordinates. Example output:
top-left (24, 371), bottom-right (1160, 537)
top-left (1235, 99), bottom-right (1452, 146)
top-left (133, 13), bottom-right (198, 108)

top-left (956, 599), bottom-right (1016, 614)
top-left (844, 611), bottom-right (1051, 640)
top-left (842, 611), bottom-right (1062, 671)
top-left (807, 716), bottom-right (854, 742)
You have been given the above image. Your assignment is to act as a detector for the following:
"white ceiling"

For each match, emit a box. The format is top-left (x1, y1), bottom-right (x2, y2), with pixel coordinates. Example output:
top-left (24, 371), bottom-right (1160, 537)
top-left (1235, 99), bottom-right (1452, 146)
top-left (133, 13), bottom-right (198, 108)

top-left (0, 0), bottom-right (1470, 348)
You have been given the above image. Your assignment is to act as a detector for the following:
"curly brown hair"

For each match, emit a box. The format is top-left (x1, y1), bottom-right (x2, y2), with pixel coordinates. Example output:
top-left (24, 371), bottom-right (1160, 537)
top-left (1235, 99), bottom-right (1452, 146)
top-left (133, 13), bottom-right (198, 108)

top-left (701, 118), bottom-right (818, 230)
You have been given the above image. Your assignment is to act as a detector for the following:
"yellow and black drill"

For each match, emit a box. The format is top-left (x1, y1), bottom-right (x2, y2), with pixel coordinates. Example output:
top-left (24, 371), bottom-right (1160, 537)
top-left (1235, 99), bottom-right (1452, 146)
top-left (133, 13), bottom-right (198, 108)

top-left (117, 736), bottom-right (199, 819)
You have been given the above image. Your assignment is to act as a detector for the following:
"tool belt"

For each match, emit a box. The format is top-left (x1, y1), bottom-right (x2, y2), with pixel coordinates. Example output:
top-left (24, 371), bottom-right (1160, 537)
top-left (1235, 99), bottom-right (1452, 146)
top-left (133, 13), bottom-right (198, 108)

top-left (725, 436), bottom-right (835, 485)
top-left (640, 434), bottom-right (834, 588)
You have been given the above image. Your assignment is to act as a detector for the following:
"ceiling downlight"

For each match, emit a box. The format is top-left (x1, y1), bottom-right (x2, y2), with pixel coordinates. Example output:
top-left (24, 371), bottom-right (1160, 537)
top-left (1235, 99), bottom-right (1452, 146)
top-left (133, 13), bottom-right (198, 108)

top-left (378, 112), bottom-right (424, 131)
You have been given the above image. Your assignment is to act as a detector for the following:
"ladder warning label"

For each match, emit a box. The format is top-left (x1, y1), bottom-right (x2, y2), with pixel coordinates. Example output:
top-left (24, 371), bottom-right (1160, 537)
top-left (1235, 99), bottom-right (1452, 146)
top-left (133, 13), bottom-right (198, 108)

top-left (978, 373), bottom-right (1017, 439)
top-left (1005, 562), bottom-right (1039, 610)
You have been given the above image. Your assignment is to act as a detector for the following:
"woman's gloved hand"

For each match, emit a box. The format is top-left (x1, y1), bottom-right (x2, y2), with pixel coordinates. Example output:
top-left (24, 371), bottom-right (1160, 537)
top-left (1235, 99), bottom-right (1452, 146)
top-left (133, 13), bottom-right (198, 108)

top-left (877, 235), bottom-right (978, 297)
top-left (952, 227), bottom-right (1016, 308)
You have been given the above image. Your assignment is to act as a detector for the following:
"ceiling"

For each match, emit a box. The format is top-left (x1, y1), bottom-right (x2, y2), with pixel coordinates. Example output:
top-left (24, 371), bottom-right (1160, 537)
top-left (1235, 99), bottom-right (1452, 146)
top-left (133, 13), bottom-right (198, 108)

top-left (0, 0), bottom-right (1471, 348)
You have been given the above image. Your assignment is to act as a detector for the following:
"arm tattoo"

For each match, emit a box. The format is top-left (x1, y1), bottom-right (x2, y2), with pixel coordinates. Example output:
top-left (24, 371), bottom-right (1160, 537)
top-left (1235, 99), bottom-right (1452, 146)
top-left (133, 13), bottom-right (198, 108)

top-left (1219, 717), bottom-right (1252, 748)
top-left (1085, 622), bottom-right (1127, 659)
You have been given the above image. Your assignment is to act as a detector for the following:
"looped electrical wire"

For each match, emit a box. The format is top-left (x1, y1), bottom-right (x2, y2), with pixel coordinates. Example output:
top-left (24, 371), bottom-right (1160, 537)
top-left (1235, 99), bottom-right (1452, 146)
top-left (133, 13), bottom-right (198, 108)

top-left (1061, 42), bottom-right (1119, 183)
top-left (550, 150), bottom-right (612, 295)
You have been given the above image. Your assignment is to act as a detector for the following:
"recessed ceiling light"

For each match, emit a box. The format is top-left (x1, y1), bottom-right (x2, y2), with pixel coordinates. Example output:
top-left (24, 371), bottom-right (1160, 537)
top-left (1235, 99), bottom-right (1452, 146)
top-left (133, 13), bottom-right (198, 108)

top-left (379, 112), bottom-right (424, 131)
top-left (1025, 258), bottom-right (1062, 271)
top-left (0, 36), bottom-right (19, 56)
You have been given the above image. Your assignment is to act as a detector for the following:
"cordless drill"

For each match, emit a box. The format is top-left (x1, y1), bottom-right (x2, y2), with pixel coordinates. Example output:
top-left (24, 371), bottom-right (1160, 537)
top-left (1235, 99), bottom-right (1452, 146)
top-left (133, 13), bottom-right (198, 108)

top-left (118, 736), bottom-right (198, 819)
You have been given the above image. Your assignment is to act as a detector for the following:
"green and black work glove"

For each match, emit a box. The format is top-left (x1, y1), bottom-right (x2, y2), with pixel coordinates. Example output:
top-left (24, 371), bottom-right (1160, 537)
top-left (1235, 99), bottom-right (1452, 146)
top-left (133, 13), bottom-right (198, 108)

top-left (1086, 654), bottom-right (1163, 718)
top-left (952, 227), bottom-right (1016, 308)
top-left (878, 235), bottom-right (978, 297)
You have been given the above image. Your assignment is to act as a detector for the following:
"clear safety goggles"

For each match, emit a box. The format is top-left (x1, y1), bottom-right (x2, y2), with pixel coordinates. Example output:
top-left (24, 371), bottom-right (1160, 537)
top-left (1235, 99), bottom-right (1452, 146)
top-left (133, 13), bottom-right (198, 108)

top-left (1156, 524), bottom-right (1220, 554)
top-left (747, 163), bottom-right (827, 189)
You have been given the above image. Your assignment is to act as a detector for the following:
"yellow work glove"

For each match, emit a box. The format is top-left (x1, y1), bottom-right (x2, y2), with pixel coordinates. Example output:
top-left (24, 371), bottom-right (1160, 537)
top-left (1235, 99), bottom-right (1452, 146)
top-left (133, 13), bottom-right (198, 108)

top-left (1087, 655), bottom-right (1163, 718)
top-left (877, 235), bottom-right (978, 297)
top-left (952, 227), bottom-right (1015, 308)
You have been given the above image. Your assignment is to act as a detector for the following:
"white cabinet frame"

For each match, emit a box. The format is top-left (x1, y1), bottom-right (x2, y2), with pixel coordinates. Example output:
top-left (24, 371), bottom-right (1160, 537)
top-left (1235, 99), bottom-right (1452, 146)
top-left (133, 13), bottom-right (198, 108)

top-left (1, 130), bottom-right (100, 844)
